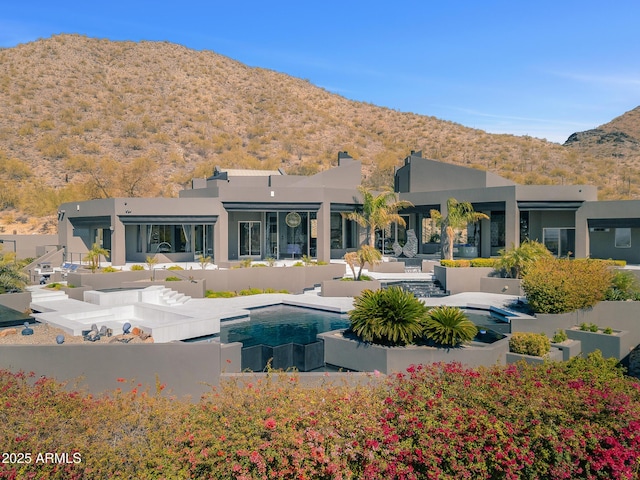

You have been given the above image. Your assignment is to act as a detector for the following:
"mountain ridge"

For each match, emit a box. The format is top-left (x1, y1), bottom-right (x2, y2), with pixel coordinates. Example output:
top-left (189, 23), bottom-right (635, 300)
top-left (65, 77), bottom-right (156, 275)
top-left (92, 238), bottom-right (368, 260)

top-left (0, 34), bottom-right (638, 235)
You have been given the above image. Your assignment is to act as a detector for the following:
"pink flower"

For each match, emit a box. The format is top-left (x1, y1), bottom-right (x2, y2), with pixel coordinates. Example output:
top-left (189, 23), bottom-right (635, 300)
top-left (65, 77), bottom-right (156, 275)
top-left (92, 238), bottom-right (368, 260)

top-left (264, 417), bottom-right (277, 430)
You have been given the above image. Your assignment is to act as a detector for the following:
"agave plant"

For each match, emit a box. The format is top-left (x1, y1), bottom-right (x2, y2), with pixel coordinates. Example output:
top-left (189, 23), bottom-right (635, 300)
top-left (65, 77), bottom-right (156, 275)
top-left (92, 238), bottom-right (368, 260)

top-left (423, 306), bottom-right (477, 347)
top-left (348, 286), bottom-right (428, 346)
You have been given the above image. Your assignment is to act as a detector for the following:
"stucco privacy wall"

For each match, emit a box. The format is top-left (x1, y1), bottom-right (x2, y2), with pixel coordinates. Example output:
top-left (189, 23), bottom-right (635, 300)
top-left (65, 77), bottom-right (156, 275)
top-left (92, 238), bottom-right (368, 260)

top-left (0, 234), bottom-right (59, 259)
top-left (0, 342), bottom-right (242, 399)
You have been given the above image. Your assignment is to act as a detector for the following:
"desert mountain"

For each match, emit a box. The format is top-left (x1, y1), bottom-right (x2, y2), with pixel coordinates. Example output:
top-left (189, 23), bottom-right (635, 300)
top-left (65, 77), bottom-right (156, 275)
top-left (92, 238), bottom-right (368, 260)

top-left (565, 106), bottom-right (640, 157)
top-left (0, 34), bottom-right (638, 234)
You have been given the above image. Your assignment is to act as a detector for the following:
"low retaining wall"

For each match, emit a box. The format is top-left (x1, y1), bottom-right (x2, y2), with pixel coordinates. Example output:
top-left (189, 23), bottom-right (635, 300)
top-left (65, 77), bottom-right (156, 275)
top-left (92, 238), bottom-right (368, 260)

top-left (433, 266), bottom-right (494, 294)
top-left (321, 279), bottom-right (381, 297)
top-left (0, 292), bottom-right (32, 313)
top-left (510, 301), bottom-right (640, 349)
top-left (566, 328), bottom-right (634, 361)
top-left (318, 330), bottom-right (510, 373)
top-left (506, 348), bottom-right (564, 365)
top-left (67, 264), bottom-right (346, 296)
top-left (241, 341), bottom-right (324, 372)
top-left (480, 277), bottom-right (524, 296)
top-left (0, 342), bottom-right (243, 400)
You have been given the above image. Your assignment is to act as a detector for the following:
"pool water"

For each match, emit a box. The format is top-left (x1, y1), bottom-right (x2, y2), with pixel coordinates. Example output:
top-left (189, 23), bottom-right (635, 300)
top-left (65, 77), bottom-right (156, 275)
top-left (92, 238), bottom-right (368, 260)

top-left (212, 305), bottom-right (507, 347)
top-left (219, 305), bottom-right (350, 347)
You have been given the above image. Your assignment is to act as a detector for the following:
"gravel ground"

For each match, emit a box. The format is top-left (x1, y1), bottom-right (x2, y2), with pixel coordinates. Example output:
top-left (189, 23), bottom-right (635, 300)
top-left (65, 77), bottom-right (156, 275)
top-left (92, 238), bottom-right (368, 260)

top-left (0, 323), bottom-right (151, 345)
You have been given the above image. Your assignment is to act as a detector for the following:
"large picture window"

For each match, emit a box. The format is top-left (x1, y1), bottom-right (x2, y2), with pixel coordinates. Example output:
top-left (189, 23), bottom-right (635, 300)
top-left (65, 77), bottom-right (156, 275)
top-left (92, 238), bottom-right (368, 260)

top-left (146, 224), bottom-right (193, 254)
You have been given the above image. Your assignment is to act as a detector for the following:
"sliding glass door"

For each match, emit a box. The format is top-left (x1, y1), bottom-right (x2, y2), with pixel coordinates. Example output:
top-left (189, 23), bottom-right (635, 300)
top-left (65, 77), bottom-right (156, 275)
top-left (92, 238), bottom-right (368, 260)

top-left (239, 221), bottom-right (261, 257)
top-left (543, 228), bottom-right (575, 257)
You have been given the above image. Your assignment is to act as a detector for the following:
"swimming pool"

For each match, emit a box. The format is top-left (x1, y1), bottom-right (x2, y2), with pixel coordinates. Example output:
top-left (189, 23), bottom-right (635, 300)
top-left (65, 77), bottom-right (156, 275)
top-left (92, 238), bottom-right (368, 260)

top-left (219, 305), bottom-right (350, 347)
top-left (187, 303), bottom-right (508, 371)
top-left (209, 304), bottom-right (507, 347)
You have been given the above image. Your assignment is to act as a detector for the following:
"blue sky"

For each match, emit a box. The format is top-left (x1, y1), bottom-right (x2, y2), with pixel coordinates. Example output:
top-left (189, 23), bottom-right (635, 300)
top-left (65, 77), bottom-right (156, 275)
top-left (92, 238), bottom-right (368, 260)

top-left (2, 1), bottom-right (639, 143)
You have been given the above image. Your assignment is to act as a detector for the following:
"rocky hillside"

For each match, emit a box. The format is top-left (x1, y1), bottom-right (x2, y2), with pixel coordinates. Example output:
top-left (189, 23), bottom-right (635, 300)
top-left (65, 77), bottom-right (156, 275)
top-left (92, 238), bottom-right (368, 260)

top-left (565, 106), bottom-right (640, 157)
top-left (0, 35), bottom-right (638, 234)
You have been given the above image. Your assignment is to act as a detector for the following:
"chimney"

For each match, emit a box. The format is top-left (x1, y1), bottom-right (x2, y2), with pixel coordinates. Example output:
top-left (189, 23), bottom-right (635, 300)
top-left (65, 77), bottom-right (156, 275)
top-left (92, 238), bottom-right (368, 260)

top-left (337, 151), bottom-right (353, 165)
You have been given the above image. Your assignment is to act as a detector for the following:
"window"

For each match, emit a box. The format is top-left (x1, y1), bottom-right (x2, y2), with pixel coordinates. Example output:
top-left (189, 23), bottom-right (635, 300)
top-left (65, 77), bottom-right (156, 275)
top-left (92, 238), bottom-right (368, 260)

top-left (543, 228), bottom-right (575, 257)
top-left (146, 224), bottom-right (194, 253)
top-left (615, 228), bottom-right (631, 248)
top-left (239, 221), bottom-right (261, 257)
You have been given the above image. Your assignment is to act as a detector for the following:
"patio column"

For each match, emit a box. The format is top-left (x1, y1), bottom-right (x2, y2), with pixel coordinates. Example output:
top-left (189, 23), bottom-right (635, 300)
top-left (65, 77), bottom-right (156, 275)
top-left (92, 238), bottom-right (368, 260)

top-left (316, 202), bottom-right (331, 262)
top-left (214, 209), bottom-right (229, 264)
top-left (110, 214), bottom-right (126, 266)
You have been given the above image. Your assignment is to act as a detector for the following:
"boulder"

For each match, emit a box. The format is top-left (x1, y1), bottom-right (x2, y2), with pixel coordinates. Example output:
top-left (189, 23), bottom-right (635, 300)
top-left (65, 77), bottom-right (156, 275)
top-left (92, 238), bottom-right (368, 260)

top-left (0, 328), bottom-right (18, 337)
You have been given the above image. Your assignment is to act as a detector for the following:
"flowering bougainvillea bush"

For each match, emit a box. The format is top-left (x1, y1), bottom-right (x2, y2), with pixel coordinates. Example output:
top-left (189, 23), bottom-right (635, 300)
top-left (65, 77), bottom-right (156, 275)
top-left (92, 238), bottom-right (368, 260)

top-left (1, 351), bottom-right (640, 479)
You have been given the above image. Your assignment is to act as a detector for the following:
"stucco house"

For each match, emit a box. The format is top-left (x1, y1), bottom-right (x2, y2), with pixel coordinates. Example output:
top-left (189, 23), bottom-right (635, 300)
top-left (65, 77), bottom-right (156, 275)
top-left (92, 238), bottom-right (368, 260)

top-left (54, 151), bottom-right (640, 266)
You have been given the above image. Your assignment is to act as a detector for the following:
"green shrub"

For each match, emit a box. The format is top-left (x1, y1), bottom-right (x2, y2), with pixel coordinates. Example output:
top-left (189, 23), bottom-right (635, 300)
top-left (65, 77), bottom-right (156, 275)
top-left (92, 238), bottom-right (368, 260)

top-left (263, 288), bottom-right (289, 294)
top-left (551, 329), bottom-right (568, 343)
top-left (469, 258), bottom-right (497, 268)
top-left (129, 264), bottom-right (145, 271)
top-left (423, 306), bottom-right (477, 347)
top-left (509, 332), bottom-right (551, 356)
top-left (603, 327), bottom-right (614, 335)
top-left (349, 287), bottom-right (428, 346)
top-left (292, 261), bottom-right (305, 267)
top-left (205, 290), bottom-right (237, 298)
top-left (522, 258), bottom-right (613, 313)
top-left (45, 282), bottom-right (64, 290)
top-left (167, 265), bottom-right (184, 270)
top-left (239, 287), bottom-right (264, 296)
top-left (165, 276), bottom-right (181, 281)
top-left (579, 322), bottom-right (599, 332)
top-left (605, 269), bottom-right (640, 301)
top-left (251, 263), bottom-right (268, 267)
top-left (440, 259), bottom-right (470, 267)
top-left (101, 266), bottom-right (120, 273)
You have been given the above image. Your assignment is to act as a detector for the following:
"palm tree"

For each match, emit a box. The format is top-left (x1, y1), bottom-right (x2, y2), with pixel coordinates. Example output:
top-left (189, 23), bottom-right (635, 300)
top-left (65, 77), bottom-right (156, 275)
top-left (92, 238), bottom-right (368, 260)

top-left (430, 198), bottom-right (489, 260)
top-left (344, 245), bottom-right (382, 280)
top-left (344, 186), bottom-right (413, 251)
top-left (496, 240), bottom-right (553, 279)
top-left (83, 243), bottom-right (110, 273)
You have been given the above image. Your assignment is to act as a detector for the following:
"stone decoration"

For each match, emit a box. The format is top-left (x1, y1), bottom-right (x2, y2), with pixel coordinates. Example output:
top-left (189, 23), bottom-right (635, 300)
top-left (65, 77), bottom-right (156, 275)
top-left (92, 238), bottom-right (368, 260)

top-left (402, 229), bottom-right (418, 258)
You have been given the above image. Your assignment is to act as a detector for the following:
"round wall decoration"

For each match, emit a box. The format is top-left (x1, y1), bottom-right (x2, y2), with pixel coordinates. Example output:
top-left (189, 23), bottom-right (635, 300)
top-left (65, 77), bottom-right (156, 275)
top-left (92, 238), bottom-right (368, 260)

top-left (285, 212), bottom-right (301, 228)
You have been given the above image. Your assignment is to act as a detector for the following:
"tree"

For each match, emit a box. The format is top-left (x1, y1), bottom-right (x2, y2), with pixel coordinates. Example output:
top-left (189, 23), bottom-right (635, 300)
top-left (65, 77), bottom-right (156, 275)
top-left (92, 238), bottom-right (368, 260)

top-left (0, 248), bottom-right (28, 293)
top-left (495, 240), bottom-right (553, 279)
top-left (344, 186), bottom-right (413, 251)
top-left (430, 198), bottom-right (489, 260)
top-left (197, 254), bottom-right (212, 271)
top-left (83, 243), bottom-right (109, 273)
top-left (344, 245), bottom-right (382, 281)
